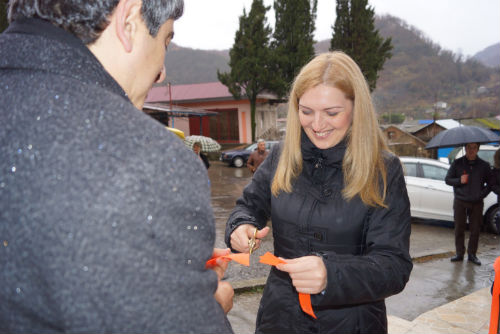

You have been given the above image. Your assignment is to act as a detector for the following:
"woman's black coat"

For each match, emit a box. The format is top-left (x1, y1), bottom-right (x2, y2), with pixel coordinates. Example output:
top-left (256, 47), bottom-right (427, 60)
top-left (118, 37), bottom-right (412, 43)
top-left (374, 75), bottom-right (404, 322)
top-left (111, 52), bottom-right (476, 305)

top-left (225, 136), bottom-right (412, 333)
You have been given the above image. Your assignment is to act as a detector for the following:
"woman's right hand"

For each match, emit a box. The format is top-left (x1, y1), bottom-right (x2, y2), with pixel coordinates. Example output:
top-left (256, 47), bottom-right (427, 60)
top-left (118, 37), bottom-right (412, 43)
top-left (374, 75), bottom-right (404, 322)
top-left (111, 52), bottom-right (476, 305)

top-left (230, 224), bottom-right (270, 253)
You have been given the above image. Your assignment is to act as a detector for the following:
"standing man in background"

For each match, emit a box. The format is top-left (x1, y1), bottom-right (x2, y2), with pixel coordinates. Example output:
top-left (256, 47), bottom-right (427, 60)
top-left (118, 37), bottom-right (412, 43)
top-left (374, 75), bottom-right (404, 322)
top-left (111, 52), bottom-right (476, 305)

top-left (247, 139), bottom-right (269, 173)
top-left (445, 143), bottom-right (492, 266)
top-left (0, 0), bottom-right (233, 332)
top-left (193, 141), bottom-right (211, 169)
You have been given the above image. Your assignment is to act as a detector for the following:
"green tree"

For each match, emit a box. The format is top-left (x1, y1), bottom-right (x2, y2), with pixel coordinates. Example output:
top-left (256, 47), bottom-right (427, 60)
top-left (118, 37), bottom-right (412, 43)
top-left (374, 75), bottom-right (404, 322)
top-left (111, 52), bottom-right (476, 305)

top-left (330, 0), bottom-right (392, 91)
top-left (0, 0), bottom-right (8, 33)
top-left (381, 113), bottom-right (405, 124)
top-left (218, 0), bottom-right (276, 142)
top-left (271, 0), bottom-right (317, 98)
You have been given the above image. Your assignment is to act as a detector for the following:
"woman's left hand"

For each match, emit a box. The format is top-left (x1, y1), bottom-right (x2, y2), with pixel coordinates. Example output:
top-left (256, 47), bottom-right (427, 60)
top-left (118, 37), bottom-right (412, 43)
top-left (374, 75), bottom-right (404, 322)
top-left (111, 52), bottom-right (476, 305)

top-left (276, 255), bottom-right (327, 294)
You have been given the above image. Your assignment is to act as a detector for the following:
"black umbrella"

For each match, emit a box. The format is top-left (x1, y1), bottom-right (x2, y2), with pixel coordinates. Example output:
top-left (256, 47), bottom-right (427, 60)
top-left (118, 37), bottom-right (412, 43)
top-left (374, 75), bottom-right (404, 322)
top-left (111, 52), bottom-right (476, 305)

top-left (425, 125), bottom-right (500, 149)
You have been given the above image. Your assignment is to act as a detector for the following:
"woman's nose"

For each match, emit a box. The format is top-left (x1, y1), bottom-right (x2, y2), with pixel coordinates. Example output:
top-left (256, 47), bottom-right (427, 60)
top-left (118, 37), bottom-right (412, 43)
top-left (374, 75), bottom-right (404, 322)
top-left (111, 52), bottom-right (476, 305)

top-left (312, 112), bottom-right (324, 130)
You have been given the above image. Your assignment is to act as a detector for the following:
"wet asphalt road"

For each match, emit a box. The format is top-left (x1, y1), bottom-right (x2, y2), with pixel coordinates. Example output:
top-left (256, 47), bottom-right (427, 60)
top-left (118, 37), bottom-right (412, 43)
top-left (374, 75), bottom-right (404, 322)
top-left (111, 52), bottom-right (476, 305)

top-left (207, 160), bottom-right (500, 330)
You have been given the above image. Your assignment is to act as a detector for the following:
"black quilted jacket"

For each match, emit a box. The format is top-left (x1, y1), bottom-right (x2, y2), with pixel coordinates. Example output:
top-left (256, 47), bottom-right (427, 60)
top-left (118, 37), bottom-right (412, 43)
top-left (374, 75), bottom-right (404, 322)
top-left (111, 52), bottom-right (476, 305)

top-left (226, 135), bottom-right (412, 334)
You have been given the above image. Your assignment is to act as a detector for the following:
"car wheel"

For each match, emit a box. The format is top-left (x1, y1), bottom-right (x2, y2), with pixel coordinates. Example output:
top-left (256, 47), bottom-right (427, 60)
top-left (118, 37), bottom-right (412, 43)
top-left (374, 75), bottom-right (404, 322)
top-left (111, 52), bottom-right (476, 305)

top-left (484, 204), bottom-right (500, 235)
top-left (232, 157), bottom-right (244, 168)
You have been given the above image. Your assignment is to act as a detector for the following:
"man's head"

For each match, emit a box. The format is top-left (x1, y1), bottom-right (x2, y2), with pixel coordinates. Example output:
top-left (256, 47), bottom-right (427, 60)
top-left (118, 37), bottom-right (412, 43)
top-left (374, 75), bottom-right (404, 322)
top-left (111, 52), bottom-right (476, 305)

top-left (8, 0), bottom-right (184, 109)
top-left (465, 143), bottom-right (480, 161)
top-left (8, 0), bottom-right (183, 44)
top-left (257, 139), bottom-right (266, 152)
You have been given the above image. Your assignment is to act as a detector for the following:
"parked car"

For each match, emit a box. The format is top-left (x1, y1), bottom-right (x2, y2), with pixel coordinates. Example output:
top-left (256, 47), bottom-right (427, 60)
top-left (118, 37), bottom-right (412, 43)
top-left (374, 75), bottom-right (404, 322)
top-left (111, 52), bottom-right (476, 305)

top-left (220, 141), bottom-right (279, 168)
top-left (400, 157), bottom-right (499, 233)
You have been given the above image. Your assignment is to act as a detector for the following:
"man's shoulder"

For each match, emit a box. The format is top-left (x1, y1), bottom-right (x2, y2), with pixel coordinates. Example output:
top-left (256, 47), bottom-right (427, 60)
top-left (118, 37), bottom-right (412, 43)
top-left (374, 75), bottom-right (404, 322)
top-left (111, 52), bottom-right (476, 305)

top-left (476, 156), bottom-right (491, 168)
top-left (452, 156), bottom-right (466, 166)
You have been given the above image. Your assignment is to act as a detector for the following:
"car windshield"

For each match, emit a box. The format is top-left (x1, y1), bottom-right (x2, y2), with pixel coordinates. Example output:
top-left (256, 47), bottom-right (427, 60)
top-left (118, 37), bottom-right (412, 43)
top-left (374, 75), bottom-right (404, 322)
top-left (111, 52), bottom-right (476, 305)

top-left (245, 144), bottom-right (257, 151)
top-left (478, 150), bottom-right (495, 165)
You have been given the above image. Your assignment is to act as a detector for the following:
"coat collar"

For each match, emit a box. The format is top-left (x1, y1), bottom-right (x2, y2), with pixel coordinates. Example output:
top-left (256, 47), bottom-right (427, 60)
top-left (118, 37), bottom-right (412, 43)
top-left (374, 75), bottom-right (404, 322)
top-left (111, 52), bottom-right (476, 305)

top-left (300, 130), bottom-right (347, 183)
top-left (2, 18), bottom-right (129, 102)
top-left (301, 129), bottom-right (347, 168)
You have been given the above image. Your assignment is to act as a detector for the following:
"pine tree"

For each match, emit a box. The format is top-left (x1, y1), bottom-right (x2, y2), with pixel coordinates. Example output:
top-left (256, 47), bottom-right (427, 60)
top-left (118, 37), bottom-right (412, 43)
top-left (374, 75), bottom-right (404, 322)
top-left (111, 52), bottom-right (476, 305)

top-left (271, 0), bottom-right (317, 98)
top-left (330, 0), bottom-right (392, 92)
top-left (217, 0), bottom-right (276, 142)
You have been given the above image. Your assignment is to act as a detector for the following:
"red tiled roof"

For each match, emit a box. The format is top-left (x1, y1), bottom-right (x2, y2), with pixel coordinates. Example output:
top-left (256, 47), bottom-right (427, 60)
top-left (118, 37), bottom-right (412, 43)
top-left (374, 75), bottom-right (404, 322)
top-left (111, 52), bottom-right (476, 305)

top-left (146, 82), bottom-right (236, 103)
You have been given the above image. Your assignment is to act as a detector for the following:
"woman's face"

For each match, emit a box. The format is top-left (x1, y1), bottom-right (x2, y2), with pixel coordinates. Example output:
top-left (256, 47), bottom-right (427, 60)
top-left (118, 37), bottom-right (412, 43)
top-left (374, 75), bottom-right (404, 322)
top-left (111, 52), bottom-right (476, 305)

top-left (298, 84), bottom-right (353, 149)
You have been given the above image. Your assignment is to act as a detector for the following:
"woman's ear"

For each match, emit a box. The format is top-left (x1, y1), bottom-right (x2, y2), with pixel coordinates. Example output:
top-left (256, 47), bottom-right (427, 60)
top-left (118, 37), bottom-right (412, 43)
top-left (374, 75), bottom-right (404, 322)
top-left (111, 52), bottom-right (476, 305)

top-left (114, 0), bottom-right (142, 53)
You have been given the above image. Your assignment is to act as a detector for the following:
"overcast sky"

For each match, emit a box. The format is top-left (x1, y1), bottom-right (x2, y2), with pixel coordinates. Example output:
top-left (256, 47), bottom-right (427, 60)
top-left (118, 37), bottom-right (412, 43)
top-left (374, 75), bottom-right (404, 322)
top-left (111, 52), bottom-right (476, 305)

top-left (173, 0), bottom-right (500, 57)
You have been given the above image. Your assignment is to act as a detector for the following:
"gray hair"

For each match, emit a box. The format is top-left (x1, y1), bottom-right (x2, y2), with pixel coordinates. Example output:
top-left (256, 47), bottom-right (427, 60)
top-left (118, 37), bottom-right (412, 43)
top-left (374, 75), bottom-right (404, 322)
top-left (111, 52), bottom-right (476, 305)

top-left (8, 0), bottom-right (184, 44)
top-left (257, 139), bottom-right (265, 143)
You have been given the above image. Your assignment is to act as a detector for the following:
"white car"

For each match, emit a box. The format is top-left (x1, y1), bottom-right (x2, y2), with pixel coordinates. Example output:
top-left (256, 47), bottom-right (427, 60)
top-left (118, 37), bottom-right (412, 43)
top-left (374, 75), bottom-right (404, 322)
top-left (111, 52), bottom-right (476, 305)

top-left (400, 157), bottom-right (499, 233)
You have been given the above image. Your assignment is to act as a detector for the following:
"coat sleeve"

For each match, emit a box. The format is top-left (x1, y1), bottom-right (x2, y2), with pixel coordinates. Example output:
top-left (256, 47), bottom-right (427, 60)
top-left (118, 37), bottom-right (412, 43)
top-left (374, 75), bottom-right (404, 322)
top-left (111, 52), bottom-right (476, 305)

top-left (312, 156), bottom-right (413, 307)
top-left (481, 162), bottom-right (494, 199)
top-left (492, 169), bottom-right (500, 196)
top-left (445, 160), bottom-right (462, 187)
top-left (247, 152), bottom-right (255, 170)
top-left (225, 145), bottom-right (279, 249)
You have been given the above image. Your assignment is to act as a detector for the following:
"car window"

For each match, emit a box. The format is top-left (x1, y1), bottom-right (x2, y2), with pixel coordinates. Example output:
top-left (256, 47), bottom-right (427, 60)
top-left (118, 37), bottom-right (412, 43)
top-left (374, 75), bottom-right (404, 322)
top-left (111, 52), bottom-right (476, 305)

top-left (246, 144), bottom-right (257, 151)
top-left (402, 162), bottom-right (418, 177)
top-left (478, 150), bottom-right (495, 166)
top-left (421, 164), bottom-right (448, 181)
top-left (266, 142), bottom-right (278, 150)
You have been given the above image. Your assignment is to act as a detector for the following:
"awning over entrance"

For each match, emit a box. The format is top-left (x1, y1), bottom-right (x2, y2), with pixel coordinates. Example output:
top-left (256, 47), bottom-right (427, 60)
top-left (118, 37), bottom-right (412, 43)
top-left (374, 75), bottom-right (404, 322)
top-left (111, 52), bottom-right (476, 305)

top-left (143, 102), bottom-right (218, 118)
top-left (143, 102), bottom-right (218, 136)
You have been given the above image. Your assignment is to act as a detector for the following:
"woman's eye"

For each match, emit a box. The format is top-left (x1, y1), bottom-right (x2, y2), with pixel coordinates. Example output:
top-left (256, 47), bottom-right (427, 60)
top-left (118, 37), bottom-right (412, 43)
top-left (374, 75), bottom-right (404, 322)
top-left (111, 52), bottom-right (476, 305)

top-left (327, 111), bottom-right (339, 117)
top-left (300, 109), bottom-right (312, 115)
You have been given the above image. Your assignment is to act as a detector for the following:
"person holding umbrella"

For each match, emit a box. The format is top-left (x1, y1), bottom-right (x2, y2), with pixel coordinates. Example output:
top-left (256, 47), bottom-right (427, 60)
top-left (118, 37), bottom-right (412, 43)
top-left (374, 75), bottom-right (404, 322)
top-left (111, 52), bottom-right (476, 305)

top-left (193, 141), bottom-right (210, 169)
top-left (445, 143), bottom-right (493, 265)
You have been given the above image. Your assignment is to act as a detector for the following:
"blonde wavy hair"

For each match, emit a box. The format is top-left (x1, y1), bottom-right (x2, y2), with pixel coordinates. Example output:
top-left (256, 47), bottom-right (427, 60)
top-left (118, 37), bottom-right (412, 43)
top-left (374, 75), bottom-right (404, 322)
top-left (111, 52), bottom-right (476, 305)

top-left (271, 51), bottom-right (389, 207)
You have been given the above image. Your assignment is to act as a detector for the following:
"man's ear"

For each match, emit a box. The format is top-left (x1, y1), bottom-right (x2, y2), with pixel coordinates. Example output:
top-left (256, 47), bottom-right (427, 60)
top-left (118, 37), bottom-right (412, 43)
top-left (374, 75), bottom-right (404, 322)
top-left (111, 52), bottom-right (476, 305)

top-left (114, 0), bottom-right (143, 53)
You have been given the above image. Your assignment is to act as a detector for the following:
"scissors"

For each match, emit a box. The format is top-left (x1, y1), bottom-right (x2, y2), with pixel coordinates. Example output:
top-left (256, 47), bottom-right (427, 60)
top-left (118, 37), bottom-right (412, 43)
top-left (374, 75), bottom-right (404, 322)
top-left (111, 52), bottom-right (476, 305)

top-left (248, 227), bottom-right (258, 255)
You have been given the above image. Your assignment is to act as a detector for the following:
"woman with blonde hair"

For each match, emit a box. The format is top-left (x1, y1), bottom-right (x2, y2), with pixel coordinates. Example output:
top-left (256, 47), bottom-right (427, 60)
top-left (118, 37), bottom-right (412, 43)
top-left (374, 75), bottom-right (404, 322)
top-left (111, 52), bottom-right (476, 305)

top-left (225, 51), bottom-right (412, 333)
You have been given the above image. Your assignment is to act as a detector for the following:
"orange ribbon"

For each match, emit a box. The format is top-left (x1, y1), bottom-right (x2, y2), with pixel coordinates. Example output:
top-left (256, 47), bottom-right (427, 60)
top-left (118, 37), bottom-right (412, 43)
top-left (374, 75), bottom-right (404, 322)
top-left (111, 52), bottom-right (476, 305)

top-left (489, 257), bottom-right (500, 334)
top-left (205, 253), bottom-right (250, 268)
top-left (259, 252), bottom-right (317, 319)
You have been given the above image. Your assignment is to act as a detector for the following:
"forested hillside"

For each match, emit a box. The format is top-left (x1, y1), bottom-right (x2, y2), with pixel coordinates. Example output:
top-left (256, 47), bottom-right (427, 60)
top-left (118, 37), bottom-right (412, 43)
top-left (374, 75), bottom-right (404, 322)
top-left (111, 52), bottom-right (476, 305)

top-left (473, 43), bottom-right (500, 68)
top-left (162, 15), bottom-right (499, 120)
top-left (373, 15), bottom-right (499, 120)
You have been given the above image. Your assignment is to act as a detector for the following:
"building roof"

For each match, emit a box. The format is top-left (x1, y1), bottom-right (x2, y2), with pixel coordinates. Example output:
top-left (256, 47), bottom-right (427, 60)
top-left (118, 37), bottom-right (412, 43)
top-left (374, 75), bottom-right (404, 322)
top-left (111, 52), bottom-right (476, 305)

top-left (435, 119), bottom-right (461, 129)
top-left (461, 117), bottom-right (500, 130)
top-left (146, 81), bottom-right (278, 104)
top-left (396, 119), bottom-right (461, 133)
top-left (147, 82), bottom-right (234, 103)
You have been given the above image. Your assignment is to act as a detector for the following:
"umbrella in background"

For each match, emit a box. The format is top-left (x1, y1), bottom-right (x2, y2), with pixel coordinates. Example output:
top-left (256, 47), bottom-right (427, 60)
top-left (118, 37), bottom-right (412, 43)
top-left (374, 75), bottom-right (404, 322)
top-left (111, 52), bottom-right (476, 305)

top-left (184, 135), bottom-right (221, 152)
top-left (425, 125), bottom-right (499, 150)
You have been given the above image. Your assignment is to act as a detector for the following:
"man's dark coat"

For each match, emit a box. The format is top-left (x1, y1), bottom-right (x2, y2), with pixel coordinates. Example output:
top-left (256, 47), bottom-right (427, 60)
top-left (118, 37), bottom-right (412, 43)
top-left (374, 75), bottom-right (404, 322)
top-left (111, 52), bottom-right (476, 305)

top-left (0, 18), bottom-right (231, 333)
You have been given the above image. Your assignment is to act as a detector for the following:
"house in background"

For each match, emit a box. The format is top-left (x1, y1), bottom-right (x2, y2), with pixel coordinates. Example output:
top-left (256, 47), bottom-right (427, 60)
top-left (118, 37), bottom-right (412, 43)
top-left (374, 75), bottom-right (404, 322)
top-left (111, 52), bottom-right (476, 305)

top-left (382, 119), bottom-right (462, 159)
top-left (145, 82), bottom-right (281, 144)
top-left (382, 124), bottom-right (429, 157)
